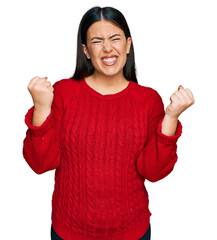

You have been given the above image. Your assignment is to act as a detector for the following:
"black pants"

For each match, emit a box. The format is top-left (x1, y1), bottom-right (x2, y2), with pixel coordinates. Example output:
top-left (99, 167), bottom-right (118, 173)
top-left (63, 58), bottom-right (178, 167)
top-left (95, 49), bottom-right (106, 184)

top-left (51, 224), bottom-right (151, 240)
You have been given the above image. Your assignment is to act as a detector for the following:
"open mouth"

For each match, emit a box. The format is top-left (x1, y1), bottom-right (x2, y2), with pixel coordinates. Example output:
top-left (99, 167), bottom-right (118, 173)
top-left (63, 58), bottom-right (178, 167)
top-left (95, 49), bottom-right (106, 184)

top-left (101, 56), bottom-right (118, 66)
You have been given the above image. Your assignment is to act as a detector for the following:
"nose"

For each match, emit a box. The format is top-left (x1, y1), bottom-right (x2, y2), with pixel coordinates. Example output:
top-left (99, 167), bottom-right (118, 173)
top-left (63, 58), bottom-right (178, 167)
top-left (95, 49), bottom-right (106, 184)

top-left (103, 39), bottom-right (112, 52)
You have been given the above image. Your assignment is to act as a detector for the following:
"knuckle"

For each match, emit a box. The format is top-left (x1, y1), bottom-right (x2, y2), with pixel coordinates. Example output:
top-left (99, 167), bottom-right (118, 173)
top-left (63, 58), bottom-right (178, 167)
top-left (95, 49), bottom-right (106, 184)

top-left (32, 76), bottom-right (39, 80)
top-left (191, 99), bottom-right (195, 105)
top-left (34, 84), bottom-right (42, 91)
top-left (33, 85), bottom-right (39, 91)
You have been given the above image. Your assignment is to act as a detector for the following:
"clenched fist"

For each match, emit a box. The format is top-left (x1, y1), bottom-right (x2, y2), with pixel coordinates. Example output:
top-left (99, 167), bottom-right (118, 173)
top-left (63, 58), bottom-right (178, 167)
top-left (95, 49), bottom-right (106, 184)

top-left (161, 85), bottom-right (195, 136)
top-left (27, 76), bottom-right (54, 111)
top-left (166, 85), bottom-right (195, 119)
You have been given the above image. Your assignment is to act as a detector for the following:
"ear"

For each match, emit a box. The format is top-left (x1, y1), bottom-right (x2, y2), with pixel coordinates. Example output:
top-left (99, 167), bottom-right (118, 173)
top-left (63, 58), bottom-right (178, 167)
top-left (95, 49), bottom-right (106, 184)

top-left (82, 44), bottom-right (91, 59)
top-left (126, 37), bottom-right (132, 54)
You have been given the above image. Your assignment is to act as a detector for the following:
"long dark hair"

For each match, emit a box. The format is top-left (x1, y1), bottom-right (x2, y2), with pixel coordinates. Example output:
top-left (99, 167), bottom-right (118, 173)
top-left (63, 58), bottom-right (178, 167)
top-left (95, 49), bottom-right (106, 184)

top-left (70, 6), bottom-right (138, 83)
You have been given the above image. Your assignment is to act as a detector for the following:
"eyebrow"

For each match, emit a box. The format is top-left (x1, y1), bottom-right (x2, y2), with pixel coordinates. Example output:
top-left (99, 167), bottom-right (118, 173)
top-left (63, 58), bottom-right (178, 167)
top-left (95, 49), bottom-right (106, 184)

top-left (91, 34), bottom-right (121, 41)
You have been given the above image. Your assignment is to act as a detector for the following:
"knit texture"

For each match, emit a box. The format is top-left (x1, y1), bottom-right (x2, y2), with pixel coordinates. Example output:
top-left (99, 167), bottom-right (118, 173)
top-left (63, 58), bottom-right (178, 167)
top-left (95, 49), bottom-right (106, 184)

top-left (23, 78), bottom-right (182, 240)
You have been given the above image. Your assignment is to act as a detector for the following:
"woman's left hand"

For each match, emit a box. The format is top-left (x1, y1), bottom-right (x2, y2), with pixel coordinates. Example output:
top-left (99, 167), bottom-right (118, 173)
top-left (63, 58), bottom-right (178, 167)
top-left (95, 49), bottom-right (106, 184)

top-left (165, 85), bottom-right (195, 119)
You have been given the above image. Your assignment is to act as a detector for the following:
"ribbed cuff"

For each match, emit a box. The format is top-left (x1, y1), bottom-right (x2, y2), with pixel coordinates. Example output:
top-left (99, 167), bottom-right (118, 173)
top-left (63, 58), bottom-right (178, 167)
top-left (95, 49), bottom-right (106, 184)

top-left (156, 118), bottom-right (182, 145)
top-left (24, 106), bottom-right (54, 136)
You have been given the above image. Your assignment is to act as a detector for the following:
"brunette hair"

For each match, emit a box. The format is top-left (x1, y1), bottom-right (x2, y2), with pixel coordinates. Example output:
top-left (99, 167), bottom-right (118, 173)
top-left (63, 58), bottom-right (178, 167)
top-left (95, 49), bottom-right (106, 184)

top-left (70, 6), bottom-right (137, 83)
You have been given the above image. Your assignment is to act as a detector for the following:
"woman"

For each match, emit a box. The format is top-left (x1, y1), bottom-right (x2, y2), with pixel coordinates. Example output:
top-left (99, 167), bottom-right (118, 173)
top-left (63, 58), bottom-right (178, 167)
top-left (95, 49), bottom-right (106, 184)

top-left (23, 6), bottom-right (195, 240)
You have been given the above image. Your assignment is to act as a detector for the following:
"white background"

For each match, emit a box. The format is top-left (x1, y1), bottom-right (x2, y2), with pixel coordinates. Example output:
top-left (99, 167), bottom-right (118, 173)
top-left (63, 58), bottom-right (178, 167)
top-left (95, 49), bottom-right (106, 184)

top-left (1, 0), bottom-right (216, 239)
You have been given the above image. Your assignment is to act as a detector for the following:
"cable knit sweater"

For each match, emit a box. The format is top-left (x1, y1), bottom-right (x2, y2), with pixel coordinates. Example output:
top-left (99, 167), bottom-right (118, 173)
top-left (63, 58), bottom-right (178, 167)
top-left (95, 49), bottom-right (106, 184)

top-left (23, 78), bottom-right (182, 240)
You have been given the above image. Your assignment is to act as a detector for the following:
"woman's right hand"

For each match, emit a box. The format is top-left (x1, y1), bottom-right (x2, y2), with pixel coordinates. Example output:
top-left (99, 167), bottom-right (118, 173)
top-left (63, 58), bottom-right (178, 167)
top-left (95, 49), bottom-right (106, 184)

top-left (27, 76), bottom-right (54, 111)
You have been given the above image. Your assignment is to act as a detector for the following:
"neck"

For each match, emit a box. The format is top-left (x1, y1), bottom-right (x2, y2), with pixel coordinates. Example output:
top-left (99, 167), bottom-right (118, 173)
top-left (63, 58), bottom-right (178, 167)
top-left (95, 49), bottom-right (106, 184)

top-left (89, 71), bottom-right (128, 87)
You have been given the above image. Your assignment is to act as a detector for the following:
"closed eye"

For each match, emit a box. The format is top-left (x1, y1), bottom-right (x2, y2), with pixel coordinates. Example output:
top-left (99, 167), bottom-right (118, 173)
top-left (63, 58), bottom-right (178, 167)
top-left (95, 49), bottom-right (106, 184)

top-left (92, 41), bottom-right (103, 44)
top-left (112, 38), bottom-right (121, 41)
top-left (92, 38), bottom-right (121, 44)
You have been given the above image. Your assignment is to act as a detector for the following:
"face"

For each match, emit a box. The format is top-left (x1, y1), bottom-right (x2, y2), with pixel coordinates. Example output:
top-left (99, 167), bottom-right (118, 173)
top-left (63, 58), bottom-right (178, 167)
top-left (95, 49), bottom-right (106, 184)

top-left (82, 20), bottom-right (132, 78)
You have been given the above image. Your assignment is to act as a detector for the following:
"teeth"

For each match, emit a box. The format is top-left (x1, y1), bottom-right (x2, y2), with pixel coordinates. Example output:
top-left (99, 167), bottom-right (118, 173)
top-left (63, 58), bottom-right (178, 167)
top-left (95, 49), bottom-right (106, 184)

top-left (102, 57), bottom-right (117, 62)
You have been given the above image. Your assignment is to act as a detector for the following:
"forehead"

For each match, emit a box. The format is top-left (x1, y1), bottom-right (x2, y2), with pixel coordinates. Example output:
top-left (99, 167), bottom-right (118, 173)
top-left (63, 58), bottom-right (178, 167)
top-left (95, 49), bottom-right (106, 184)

top-left (87, 20), bottom-right (124, 38)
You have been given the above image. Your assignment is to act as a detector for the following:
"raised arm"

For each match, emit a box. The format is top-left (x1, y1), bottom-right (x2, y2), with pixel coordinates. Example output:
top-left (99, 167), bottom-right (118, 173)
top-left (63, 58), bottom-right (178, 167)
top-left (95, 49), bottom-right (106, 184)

top-left (136, 85), bottom-right (195, 182)
top-left (136, 90), bottom-right (182, 182)
top-left (22, 76), bottom-right (63, 174)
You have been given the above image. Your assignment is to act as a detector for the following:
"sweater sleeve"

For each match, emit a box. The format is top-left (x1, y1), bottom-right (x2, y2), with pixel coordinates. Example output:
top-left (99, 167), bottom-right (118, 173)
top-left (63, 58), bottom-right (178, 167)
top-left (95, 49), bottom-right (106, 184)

top-left (136, 90), bottom-right (182, 182)
top-left (22, 82), bottom-right (63, 174)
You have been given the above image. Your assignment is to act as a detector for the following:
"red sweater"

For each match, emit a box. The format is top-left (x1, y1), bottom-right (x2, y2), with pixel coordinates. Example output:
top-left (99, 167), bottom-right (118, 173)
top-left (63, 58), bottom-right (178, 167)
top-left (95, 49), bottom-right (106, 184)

top-left (23, 78), bottom-right (182, 240)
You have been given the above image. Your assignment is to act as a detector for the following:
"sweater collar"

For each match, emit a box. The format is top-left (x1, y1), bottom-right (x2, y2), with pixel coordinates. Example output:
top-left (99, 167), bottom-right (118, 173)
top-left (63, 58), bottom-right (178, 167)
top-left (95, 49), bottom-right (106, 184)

top-left (80, 78), bottom-right (135, 100)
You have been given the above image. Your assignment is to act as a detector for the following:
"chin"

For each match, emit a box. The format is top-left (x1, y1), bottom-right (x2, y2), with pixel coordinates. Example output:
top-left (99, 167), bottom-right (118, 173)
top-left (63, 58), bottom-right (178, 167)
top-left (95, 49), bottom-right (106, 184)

top-left (102, 70), bottom-right (122, 77)
top-left (101, 66), bottom-right (124, 77)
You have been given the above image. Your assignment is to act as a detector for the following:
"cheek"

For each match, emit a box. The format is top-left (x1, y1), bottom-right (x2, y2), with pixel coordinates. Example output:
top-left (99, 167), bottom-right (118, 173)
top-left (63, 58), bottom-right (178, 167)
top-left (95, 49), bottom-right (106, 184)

top-left (113, 43), bottom-right (128, 54)
top-left (89, 46), bottom-right (102, 58)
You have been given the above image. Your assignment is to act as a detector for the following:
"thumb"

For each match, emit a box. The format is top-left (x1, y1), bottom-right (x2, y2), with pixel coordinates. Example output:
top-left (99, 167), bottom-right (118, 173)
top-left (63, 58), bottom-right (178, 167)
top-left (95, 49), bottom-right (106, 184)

top-left (178, 85), bottom-right (184, 90)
